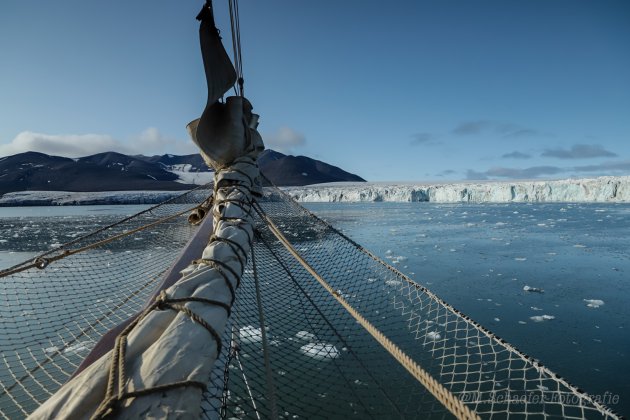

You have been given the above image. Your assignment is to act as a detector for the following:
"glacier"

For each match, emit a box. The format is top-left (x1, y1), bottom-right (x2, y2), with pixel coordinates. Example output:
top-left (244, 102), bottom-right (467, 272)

top-left (283, 176), bottom-right (630, 203)
top-left (1, 176), bottom-right (629, 206)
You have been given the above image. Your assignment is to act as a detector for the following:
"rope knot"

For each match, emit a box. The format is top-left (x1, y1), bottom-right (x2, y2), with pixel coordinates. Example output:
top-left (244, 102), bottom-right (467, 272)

top-left (33, 257), bottom-right (49, 270)
top-left (156, 291), bottom-right (169, 309)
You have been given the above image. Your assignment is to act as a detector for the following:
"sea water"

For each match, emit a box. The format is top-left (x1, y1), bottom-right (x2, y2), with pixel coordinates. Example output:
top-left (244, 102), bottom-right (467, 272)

top-left (1, 202), bottom-right (628, 416)
top-left (304, 202), bottom-right (630, 416)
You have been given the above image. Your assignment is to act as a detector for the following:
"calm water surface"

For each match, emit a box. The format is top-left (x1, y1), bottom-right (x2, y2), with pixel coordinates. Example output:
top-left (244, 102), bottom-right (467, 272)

top-left (304, 202), bottom-right (630, 416)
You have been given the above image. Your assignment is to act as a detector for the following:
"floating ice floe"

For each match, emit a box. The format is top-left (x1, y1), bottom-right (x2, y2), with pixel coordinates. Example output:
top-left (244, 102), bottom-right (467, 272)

top-left (530, 315), bottom-right (555, 322)
top-left (63, 341), bottom-right (94, 354)
top-left (523, 285), bottom-right (544, 293)
top-left (295, 331), bottom-right (316, 341)
top-left (385, 279), bottom-right (402, 286)
top-left (583, 299), bottom-right (604, 309)
top-left (514, 257), bottom-right (527, 261)
top-left (300, 343), bottom-right (340, 360)
top-left (239, 326), bottom-right (263, 344)
top-left (426, 331), bottom-right (441, 341)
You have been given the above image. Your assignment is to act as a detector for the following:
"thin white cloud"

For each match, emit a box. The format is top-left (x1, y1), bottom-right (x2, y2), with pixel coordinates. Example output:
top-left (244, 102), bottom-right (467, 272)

top-left (0, 128), bottom-right (198, 158)
top-left (132, 127), bottom-right (198, 156)
top-left (0, 131), bottom-right (127, 158)
top-left (262, 126), bottom-right (305, 154)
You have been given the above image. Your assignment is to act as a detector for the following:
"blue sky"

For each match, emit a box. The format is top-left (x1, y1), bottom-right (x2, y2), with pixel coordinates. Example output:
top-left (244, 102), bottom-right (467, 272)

top-left (1, 0), bottom-right (629, 182)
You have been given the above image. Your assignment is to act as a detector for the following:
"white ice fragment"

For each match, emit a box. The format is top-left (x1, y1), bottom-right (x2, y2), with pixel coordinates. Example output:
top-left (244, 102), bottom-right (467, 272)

top-left (300, 343), bottom-right (340, 360)
top-left (494, 318), bottom-right (500, 322)
top-left (426, 331), bottom-right (441, 341)
top-left (385, 279), bottom-right (402, 286)
top-left (530, 315), bottom-right (555, 322)
top-left (44, 346), bottom-right (59, 354)
top-left (63, 341), bottom-right (93, 354)
top-left (523, 285), bottom-right (544, 293)
top-left (514, 257), bottom-right (527, 261)
top-left (583, 299), bottom-right (604, 308)
top-left (240, 326), bottom-right (263, 344)
top-left (295, 331), bottom-right (316, 341)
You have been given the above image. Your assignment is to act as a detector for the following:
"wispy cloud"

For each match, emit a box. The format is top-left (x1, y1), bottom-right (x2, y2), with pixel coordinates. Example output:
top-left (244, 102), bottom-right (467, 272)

top-left (573, 160), bottom-right (630, 172)
top-left (262, 126), bottom-right (305, 154)
top-left (467, 158), bottom-right (630, 180)
top-left (453, 120), bottom-right (544, 138)
top-left (0, 129), bottom-right (198, 158)
top-left (467, 166), bottom-right (563, 180)
top-left (452, 120), bottom-right (493, 135)
top-left (0, 131), bottom-right (126, 158)
top-left (410, 132), bottom-right (434, 146)
top-left (436, 169), bottom-right (456, 177)
top-left (502, 151), bottom-right (532, 159)
top-left (541, 144), bottom-right (617, 159)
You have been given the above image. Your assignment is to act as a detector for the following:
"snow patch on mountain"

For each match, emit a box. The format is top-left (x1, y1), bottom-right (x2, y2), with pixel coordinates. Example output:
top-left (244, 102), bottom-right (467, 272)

top-left (160, 163), bottom-right (214, 185)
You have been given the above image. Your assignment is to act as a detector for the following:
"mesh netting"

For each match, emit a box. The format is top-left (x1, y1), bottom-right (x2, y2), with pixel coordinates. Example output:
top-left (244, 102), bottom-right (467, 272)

top-left (0, 186), bottom-right (211, 419)
top-left (0, 184), bottom-right (620, 419)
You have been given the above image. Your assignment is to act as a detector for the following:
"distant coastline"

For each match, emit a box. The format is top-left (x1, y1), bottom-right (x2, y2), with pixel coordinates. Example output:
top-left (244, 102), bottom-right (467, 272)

top-left (1, 176), bottom-right (629, 206)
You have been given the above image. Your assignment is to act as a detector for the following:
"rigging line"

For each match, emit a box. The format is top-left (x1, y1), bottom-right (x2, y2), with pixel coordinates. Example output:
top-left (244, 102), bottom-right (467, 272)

top-left (0, 206), bottom-right (199, 278)
top-left (0, 269), bottom-right (165, 402)
top-left (261, 181), bottom-right (621, 419)
top-left (0, 188), bottom-right (213, 278)
top-left (254, 229), bottom-right (400, 417)
top-left (251, 242), bottom-right (279, 420)
top-left (235, 352), bottom-right (262, 420)
top-left (252, 202), bottom-right (480, 420)
top-left (228, 0), bottom-right (244, 96)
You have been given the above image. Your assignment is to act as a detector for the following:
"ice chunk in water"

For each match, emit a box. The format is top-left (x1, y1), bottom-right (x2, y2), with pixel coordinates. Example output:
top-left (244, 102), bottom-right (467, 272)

top-left (300, 343), bottom-right (340, 360)
top-left (530, 315), bottom-right (555, 322)
top-left (295, 331), bottom-right (316, 341)
top-left (426, 331), bottom-right (441, 341)
top-left (583, 299), bottom-right (604, 308)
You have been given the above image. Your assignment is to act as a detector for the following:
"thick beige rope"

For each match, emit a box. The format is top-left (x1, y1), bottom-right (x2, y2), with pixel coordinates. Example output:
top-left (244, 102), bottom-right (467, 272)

top-left (253, 203), bottom-right (480, 420)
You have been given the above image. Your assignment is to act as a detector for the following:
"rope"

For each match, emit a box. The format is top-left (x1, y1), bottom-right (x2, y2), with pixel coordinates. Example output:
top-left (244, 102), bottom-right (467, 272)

top-left (252, 202), bottom-right (480, 420)
top-left (251, 243), bottom-right (279, 420)
top-left (254, 230), bottom-right (402, 417)
top-left (228, 0), bottom-right (244, 96)
top-left (90, 290), bottom-right (234, 419)
top-left (0, 205), bottom-right (201, 278)
top-left (265, 179), bottom-right (623, 419)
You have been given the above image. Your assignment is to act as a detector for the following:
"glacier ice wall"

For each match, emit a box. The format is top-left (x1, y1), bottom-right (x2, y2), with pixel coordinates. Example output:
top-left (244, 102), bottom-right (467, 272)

top-left (283, 176), bottom-right (630, 203)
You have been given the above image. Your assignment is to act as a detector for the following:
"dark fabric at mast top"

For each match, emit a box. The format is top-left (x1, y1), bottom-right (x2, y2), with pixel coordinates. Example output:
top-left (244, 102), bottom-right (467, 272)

top-left (197, 3), bottom-right (236, 106)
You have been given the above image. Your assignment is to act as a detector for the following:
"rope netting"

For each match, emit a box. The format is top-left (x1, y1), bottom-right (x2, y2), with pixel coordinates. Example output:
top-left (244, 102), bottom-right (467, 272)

top-left (0, 186), bottom-right (212, 419)
top-left (0, 183), bottom-right (620, 419)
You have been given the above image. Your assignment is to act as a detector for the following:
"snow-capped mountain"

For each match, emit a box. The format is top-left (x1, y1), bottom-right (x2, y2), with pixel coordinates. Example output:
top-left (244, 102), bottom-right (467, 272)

top-left (0, 150), bottom-right (366, 196)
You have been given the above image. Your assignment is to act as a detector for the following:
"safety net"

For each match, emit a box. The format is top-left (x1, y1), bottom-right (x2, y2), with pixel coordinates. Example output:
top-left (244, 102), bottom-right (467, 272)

top-left (0, 183), bottom-right (620, 419)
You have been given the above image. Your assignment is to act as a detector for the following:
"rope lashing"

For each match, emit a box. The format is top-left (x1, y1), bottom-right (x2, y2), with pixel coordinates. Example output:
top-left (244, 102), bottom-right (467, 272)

top-left (90, 289), bottom-right (235, 419)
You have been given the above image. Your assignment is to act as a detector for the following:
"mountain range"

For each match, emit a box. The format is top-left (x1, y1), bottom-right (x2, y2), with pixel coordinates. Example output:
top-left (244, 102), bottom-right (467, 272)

top-left (0, 150), bottom-right (365, 195)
